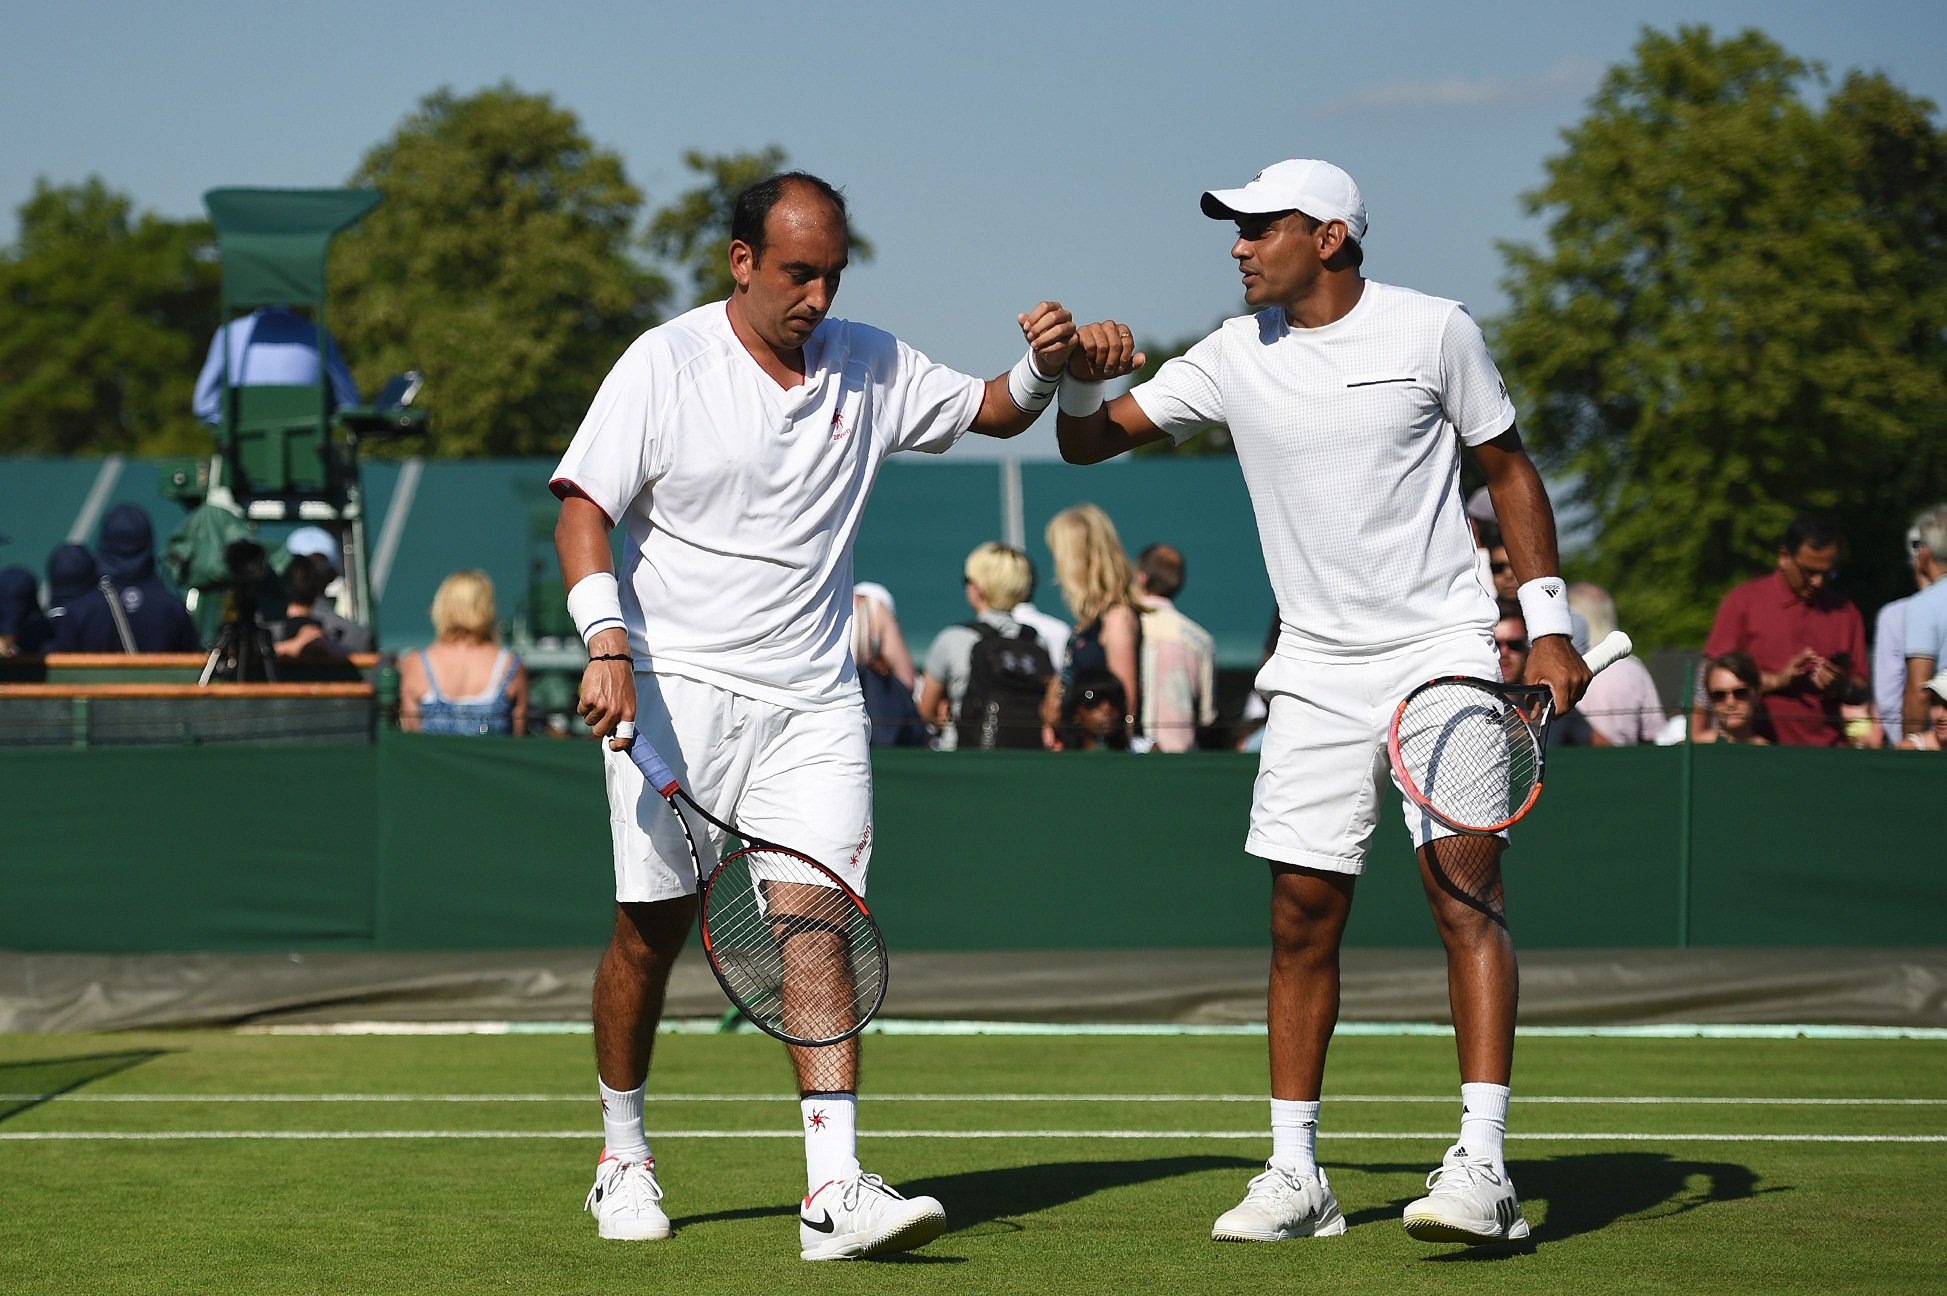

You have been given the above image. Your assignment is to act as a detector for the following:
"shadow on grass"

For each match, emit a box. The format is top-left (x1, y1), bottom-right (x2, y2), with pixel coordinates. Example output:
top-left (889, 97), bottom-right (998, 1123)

top-left (1343, 1150), bottom-right (1786, 1259)
top-left (0, 1050), bottom-right (172, 1124)
top-left (675, 1154), bottom-right (1256, 1252)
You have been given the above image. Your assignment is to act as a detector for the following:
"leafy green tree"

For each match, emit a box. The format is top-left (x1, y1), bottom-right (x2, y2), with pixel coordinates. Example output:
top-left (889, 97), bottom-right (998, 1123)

top-left (0, 178), bottom-right (218, 455)
top-left (646, 147), bottom-right (875, 308)
top-left (1495, 26), bottom-right (1947, 647)
top-left (331, 84), bottom-right (669, 457)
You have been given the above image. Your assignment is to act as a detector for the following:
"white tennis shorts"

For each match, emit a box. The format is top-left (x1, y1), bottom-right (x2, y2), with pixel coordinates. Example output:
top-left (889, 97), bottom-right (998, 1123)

top-left (602, 672), bottom-right (874, 903)
top-left (1246, 630), bottom-right (1500, 874)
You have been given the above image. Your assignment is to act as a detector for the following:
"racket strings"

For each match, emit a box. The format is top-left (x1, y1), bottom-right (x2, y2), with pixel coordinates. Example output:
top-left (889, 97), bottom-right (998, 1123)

top-left (702, 847), bottom-right (885, 1044)
top-left (1395, 684), bottom-right (1543, 830)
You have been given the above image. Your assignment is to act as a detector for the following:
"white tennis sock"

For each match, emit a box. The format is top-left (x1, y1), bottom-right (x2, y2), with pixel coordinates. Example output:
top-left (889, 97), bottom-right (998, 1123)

top-left (801, 1093), bottom-right (860, 1196)
top-left (1459, 1082), bottom-right (1510, 1171)
top-left (599, 1077), bottom-right (652, 1166)
top-left (1269, 1098), bottom-right (1321, 1176)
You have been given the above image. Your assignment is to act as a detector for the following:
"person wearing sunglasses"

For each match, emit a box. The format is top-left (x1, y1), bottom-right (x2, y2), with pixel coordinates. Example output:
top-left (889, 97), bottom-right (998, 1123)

top-left (1693, 514), bottom-right (1868, 746)
top-left (1700, 651), bottom-right (1773, 745)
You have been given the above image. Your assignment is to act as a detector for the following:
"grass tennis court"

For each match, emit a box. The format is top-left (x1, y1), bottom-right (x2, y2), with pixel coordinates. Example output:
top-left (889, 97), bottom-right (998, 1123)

top-left (2, 1028), bottom-right (1941, 1295)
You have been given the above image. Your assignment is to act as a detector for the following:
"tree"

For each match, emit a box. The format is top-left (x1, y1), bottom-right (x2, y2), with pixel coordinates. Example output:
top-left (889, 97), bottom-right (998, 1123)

top-left (0, 178), bottom-right (218, 455)
top-left (646, 147), bottom-right (875, 308)
top-left (1494, 26), bottom-right (1947, 647)
top-left (331, 84), bottom-right (669, 457)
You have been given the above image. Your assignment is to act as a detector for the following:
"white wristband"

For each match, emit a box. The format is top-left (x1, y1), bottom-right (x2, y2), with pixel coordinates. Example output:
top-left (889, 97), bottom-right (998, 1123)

top-left (1006, 349), bottom-right (1060, 412)
top-left (1059, 377), bottom-right (1105, 417)
top-left (566, 571), bottom-right (626, 646)
top-left (1517, 576), bottom-right (1572, 640)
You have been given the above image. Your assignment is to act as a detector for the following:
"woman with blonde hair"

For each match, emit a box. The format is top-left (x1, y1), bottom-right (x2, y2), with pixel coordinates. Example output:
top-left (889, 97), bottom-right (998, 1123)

top-left (398, 570), bottom-right (528, 736)
top-left (1045, 503), bottom-right (1140, 743)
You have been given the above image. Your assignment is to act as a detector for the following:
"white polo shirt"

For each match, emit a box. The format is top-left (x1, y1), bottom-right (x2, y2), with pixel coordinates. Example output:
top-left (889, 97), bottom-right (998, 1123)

top-left (1130, 281), bottom-right (1514, 658)
top-left (551, 301), bottom-right (984, 709)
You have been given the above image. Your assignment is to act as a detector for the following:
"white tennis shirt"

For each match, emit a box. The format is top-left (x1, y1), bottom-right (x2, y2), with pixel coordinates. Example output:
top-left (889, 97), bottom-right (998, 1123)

top-left (1130, 281), bottom-right (1515, 657)
top-left (551, 301), bottom-right (983, 708)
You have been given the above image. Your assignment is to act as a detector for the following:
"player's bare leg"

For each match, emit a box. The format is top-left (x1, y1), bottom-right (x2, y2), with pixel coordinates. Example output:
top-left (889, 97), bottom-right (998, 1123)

top-left (1211, 863), bottom-right (1357, 1243)
top-left (1416, 835), bottom-right (1515, 1084)
top-left (1405, 834), bottom-right (1529, 1245)
top-left (1266, 863), bottom-right (1358, 1100)
top-left (594, 898), bottom-right (698, 1089)
top-left (587, 898), bottom-right (694, 1241)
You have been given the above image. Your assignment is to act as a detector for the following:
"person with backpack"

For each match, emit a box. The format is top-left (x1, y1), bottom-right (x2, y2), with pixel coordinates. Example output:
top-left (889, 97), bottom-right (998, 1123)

top-left (918, 542), bottom-right (1058, 750)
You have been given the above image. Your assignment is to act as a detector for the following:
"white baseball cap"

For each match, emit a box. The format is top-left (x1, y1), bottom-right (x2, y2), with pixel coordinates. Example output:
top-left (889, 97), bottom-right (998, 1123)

top-left (286, 525), bottom-right (338, 573)
top-left (1465, 486), bottom-right (1498, 526)
top-left (1201, 159), bottom-right (1368, 244)
top-left (1924, 672), bottom-right (1947, 704)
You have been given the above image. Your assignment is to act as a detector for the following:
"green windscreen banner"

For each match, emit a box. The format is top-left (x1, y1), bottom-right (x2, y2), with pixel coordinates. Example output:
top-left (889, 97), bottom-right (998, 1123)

top-left (0, 740), bottom-right (1938, 954)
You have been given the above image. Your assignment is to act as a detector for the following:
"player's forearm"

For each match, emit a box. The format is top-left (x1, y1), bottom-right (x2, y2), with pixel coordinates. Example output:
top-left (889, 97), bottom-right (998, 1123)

top-left (555, 498), bottom-right (615, 585)
top-left (969, 375), bottom-right (1046, 439)
top-left (1483, 456), bottom-right (1562, 585)
top-left (556, 496), bottom-right (631, 658)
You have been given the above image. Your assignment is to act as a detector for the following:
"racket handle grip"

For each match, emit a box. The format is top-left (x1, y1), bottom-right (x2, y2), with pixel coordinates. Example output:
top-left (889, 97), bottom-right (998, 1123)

top-left (1584, 630), bottom-right (1634, 676)
top-left (626, 734), bottom-right (681, 797)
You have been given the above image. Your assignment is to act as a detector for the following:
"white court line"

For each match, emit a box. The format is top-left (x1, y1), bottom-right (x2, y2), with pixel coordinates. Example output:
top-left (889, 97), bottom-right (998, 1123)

top-left (4, 1092), bottom-right (1943, 1106)
top-left (237, 1020), bottom-right (1947, 1040)
top-left (2, 1129), bottom-right (1943, 1144)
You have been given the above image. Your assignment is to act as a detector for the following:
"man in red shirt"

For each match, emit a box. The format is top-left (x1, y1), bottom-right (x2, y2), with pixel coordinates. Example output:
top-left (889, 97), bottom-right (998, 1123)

top-left (1692, 516), bottom-right (1868, 746)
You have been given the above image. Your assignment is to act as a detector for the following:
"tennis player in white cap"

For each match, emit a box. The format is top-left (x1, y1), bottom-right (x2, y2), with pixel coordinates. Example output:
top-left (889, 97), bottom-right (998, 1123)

top-left (1056, 159), bottom-right (1590, 1248)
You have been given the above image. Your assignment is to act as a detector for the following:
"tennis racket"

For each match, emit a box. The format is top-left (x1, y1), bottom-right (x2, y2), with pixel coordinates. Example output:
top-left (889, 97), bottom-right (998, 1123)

top-left (1388, 630), bottom-right (1634, 835)
top-left (622, 731), bottom-right (887, 1048)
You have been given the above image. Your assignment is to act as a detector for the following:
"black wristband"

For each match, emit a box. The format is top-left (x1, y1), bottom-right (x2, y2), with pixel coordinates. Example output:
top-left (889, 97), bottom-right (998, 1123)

top-left (587, 652), bottom-right (633, 663)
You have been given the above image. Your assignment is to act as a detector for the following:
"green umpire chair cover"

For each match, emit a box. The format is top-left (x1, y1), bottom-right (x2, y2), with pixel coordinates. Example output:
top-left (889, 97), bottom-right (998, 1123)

top-left (203, 188), bottom-right (381, 498)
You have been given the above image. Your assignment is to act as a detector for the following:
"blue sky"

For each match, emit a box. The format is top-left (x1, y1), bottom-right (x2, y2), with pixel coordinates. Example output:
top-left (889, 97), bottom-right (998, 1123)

top-left (6, 0), bottom-right (1944, 460)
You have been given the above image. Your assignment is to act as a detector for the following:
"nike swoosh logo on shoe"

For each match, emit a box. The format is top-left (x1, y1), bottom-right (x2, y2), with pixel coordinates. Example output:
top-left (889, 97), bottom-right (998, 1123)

top-left (801, 1211), bottom-right (835, 1233)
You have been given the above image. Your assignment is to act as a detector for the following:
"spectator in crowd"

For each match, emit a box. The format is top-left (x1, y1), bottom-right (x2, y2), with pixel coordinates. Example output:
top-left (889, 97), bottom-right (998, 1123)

top-left (271, 553), bottom-right (350, 665)
top-left (1046, 504), bottom-right (1142, 742)
top-left (396, 570), bottom-right (528, 736)
top-left (1838, 678), bottom-right (1884, 749)
top-left (1008, 553), bottom-right (1072, 664)
top-left (57, 504), bottom-right (201, 653)
top-left (1060, 671), bottom-right (1131, 752)
top-left (285, 526), bottom-right (375, 653)
top-left (1901, 505), bottom-right (1947, 742)
top-left (44, 544), bottom-right (99, 645)
top-left (918, 543), bottom-right (1058, 750)
top-left (1699, 651), bottom-right (1772, 745)
top-left (1567, 582), bottom-right (1666, 745)
top-left (0, 567), bottom-right (53, 656)
top-left (1694, 514), bottom-right (1867, 747)
top-left (1873, 518), bottom-right (1933, 745)
top-left (852, 581), bottom-right (926, 747)
top-left (193, 306), bottom-right (360, 425)
top-left (1487, 542), bottom-right (1519, 603)
top-left (1897, 672), bottom-right (1947, 751)
top-left (1493, 601), bottom-right (1529, 684)
top-left (1134, 542), bottom-right (1217, 752)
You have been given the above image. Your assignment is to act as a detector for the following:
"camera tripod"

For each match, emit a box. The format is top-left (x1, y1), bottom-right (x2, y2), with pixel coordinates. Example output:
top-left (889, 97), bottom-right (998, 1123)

top-left (198, 589), bottom-right (278, 684)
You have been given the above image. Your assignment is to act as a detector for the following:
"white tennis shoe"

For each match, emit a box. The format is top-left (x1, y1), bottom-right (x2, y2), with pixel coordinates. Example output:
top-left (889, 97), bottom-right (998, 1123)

top-left (799, 1172), bottom-right (947, 1261)
top-left (585, 1152), bottom-right (672, 1241)
top-left (1212, 1162), bottom-right (1347, 1241)
top-left (1402, 1144), bottom-right (1531, 1244)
